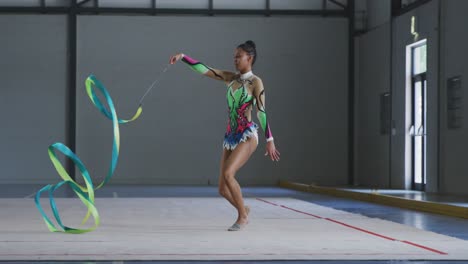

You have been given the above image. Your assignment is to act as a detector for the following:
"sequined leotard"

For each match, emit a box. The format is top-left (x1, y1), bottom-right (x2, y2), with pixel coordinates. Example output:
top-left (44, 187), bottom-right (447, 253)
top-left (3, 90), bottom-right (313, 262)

top-left (181, 54), bottom-right (273, 150)
top-left (223, 73), bottom-right (259, 150)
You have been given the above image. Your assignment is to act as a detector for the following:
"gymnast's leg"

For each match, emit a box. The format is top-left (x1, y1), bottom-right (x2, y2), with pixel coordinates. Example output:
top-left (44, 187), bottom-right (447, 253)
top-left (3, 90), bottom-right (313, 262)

top-left (219, 149), bottom-right (251, 215)
top-left (221, 137), bottom-right (257, 229)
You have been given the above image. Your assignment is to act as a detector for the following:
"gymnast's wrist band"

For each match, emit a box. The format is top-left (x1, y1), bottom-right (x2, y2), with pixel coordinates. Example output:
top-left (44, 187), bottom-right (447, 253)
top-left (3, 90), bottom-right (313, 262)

top-left (266, 137), bottom-right (274, 142)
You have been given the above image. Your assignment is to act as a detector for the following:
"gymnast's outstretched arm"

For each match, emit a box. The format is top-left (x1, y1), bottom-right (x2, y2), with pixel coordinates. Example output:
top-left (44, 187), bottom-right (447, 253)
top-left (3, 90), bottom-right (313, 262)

top-left (169, 53), bottom-right (235, 83)
top-left (253, 77), bottom-right (280, 161)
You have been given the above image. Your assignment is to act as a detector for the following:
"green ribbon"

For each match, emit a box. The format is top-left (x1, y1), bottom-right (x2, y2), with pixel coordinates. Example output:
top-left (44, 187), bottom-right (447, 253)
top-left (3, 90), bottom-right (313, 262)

top-left (34, 75), bottom-right (142, 233)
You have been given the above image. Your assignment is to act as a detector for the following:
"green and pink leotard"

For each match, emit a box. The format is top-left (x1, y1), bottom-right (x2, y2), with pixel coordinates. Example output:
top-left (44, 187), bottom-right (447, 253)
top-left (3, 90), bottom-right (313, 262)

top-left (181, 54), bottom-right (273, 150)
top-left (224, 74), bottom-right (259, 150)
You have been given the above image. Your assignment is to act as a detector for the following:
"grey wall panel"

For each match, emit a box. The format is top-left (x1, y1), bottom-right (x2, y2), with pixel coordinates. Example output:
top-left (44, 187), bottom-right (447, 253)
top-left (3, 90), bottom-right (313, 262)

top-left (366, 0), bottom-right (391, 30)
top-left (214, 0), bottom-right (265, 10)
top-left (441, 0), bottom-right (468, 195)
top-left (98, 0), bottom-right (153, 8)
top-left (0, 15), bottom-right (67, 184)
top-left (356, 23), bottom-right (391, 188)
top-left (0, 1), bottom-right (38, 7)
top-left (270, 0), bottom-right (323, 10)
top-left (391, 0), bottom-right (439, 191)
top-left (76, 15), bottom-right (348, 186)
top-left (149, 0), bottom-right (209, 9)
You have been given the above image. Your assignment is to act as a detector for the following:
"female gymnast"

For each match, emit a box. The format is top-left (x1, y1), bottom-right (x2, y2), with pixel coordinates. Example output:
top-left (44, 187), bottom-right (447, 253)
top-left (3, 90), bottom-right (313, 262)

top-left (169, 40), bottom-right (280, 231)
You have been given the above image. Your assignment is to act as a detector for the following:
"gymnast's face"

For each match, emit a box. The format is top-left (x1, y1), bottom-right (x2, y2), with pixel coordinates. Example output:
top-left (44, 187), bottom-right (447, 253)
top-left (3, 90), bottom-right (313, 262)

top-left (234, 48), bottom-right (252, 73)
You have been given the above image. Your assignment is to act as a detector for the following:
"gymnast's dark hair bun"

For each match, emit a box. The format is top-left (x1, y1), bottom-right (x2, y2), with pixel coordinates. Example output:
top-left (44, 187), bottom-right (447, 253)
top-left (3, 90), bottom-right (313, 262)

top-left (238, 40), bottom-right (257, 65)
top-left (245, 40), bottom-right (256, 49)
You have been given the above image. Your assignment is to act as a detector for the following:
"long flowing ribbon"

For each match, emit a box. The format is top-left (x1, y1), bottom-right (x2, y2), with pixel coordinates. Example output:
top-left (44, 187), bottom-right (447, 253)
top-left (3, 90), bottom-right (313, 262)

top-left (34, 75), bottom-right (145, 233)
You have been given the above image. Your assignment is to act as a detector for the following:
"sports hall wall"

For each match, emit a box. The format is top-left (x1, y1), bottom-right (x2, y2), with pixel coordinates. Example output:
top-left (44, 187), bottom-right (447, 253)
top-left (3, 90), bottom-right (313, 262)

top-left (356, 0), bottom-right (468, 196)
top-left (439, 0), bottom-right (468, 195)
top-left (0, 15), bottom-right (68, 185)
top-left (0, 14), bottom-right (349, 186)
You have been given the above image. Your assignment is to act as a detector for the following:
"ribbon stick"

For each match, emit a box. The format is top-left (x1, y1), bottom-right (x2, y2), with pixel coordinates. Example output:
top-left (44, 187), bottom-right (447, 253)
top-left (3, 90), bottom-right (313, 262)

top-left (34, 75), bottom-right (144, 233)
top-left (138, 64), bottom-right (171, 105)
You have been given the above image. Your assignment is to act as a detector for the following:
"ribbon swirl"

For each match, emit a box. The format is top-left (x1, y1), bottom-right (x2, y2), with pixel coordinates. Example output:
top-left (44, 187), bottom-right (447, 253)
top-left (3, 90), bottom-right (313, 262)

top-left (34, 75), bottom-right (142, 233)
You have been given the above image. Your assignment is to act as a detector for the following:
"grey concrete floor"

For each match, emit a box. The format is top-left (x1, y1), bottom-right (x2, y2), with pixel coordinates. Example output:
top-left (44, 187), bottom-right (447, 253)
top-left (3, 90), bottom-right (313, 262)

top-left (1, 184), bottom-right (468, 264)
